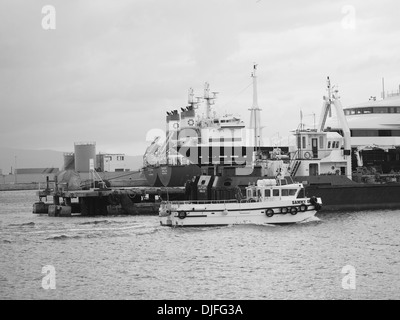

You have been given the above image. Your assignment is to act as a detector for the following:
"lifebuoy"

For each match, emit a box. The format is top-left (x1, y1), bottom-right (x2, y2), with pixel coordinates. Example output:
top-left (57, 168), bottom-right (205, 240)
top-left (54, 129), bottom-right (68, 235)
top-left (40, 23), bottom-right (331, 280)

top-left (310, 196), bottom-right (321, 211)
top-left (188, 119), bottom-right (194, 126)
top-left (304, 152), bottom-right (311, 159)
top-left (173, 123), bottom-right (179, 129)
top-left (266, 209), bottom-right (274, 217)
top-left (178, 211), bottom-right (187, 219)
top-left (281, 207), bottom-right (288, 214)
top-left (299, 204), bottom-right (307, 212)
top-left (128, 191), bottom-right (136, 199)
top-left (290, 207), bottom-right (298, 215)
top-left (310, 196), bottom-right (317, 205)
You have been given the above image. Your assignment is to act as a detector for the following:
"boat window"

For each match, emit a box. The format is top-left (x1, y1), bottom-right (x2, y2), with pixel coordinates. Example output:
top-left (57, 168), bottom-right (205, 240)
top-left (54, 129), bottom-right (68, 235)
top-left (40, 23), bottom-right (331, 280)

top-left (289, 189), bottom-right (297, 196)
top-left (302, 136), bottom-right (306, 149)
top-left (296, 188), bottom-right (305, 198)
top-left (253, 190), bottom-right (257, 197)
top-left (273, 189), bottom-right (279, 197)
top-left (264, 189), bottom-right (271, 197)
top-left (319, 136), bottom-right (324, 149)
top-left (328, 141), bottom-right (331, 148)
top-left (346, 106), bottom-right (400, 115)
top-left (257, 189), bottom-right (262, 198)
top-left (365, 107), bottom-right (373, 114)
top-left (282, 189), bottom-right (289, 196)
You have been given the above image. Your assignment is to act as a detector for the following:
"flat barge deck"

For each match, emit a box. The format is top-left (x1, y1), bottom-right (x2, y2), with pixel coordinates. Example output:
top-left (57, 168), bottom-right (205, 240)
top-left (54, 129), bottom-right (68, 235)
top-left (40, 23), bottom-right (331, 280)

top-left (34, 184), bottom-right (185, 216)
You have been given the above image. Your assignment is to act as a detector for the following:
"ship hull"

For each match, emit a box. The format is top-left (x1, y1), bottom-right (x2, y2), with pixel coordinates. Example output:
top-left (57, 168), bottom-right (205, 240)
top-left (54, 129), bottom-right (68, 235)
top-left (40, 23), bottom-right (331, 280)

top-left (158, 164), bottom-right (202, 187)
top-left (142, 166), bottom-right (163, 187)
top-left (289, 175), bottom-right (400, 211)
top-left (304, 183), bottom-right (400, 211)
top-left (204, 174), bottom-right (400, 212)
top-left (159, 199), bottom-right (320, 227)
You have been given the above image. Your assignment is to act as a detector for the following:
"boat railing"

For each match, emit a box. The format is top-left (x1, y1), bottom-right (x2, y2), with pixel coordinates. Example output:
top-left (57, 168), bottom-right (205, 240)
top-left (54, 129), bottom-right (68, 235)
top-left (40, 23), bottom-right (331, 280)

top-left (163, 199), bottom-right (239, 205)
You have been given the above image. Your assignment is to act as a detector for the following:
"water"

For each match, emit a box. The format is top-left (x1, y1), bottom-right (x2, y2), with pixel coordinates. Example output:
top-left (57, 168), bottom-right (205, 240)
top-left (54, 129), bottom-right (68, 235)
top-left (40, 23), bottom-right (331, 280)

top-left (0, 190), bottom-right (399, 300)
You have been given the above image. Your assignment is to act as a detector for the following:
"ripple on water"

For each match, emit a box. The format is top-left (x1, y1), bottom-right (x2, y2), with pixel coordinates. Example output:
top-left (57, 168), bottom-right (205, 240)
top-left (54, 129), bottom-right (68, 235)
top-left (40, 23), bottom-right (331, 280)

top-left (1, 191), bottom-right (399, 300)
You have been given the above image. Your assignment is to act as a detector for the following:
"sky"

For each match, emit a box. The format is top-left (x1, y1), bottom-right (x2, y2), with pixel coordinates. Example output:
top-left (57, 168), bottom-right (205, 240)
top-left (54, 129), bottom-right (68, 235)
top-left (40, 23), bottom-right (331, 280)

top-left (1, 0), bottom-right (400, 156)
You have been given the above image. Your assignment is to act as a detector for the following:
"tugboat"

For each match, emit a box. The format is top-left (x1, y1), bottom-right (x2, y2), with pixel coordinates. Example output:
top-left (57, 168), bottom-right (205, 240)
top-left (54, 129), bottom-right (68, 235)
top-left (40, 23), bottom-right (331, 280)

top-left (159, 176), bottom-right (322, 227)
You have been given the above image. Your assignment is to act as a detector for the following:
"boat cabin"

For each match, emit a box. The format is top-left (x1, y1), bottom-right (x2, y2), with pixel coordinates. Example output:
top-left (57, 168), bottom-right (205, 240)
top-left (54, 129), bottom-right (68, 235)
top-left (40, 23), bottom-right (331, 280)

top-left (246, 178), bottom-right (305, 202)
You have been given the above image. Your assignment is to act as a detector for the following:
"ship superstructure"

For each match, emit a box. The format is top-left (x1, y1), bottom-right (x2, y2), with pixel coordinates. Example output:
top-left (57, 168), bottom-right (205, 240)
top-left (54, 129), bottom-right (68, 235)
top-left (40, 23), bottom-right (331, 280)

top-left (143, 65), bottom-right (265, 186)
top-left (325, 84), bottom-right (400, 173)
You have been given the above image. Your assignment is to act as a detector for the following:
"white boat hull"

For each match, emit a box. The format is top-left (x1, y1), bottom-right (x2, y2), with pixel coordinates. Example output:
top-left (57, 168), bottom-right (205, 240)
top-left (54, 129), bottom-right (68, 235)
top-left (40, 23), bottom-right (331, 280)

top-left (159, 199), bottom-right (321, 227)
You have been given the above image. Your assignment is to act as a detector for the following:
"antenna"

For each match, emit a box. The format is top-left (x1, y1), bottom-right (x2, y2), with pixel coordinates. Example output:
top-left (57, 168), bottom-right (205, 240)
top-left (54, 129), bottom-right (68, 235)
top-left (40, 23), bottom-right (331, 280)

top-left (188, 87), bottom-right (194, 105)
top-left (203, 82), bottom-right (217, 119)
top-left (382, 77), bottom-right (385, 99)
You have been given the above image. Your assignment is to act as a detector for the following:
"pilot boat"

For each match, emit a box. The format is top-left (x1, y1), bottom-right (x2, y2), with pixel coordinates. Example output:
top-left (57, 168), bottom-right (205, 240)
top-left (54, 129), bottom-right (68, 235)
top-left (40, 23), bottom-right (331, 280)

top-left (159, 177), bottom-right (322, 227)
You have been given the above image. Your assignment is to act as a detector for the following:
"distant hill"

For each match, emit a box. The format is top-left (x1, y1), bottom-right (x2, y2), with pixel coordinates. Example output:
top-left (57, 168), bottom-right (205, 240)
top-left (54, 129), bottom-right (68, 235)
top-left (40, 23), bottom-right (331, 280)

top-left (0, 147), bottom-right (143, 174)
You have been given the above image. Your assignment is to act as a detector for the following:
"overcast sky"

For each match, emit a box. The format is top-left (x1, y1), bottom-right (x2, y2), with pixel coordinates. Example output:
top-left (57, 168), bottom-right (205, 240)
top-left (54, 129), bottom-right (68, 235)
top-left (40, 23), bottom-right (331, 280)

top-left (1, 0), bottom-right (400, 156)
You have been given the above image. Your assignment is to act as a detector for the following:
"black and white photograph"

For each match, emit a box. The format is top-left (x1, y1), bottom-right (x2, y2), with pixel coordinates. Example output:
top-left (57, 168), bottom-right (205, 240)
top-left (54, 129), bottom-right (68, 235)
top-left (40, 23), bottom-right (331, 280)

top-left (1, 0), bottom-right (399, 306)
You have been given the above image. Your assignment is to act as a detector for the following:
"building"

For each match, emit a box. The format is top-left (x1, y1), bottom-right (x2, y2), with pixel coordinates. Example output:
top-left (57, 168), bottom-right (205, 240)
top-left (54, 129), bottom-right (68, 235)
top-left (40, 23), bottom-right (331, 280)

top-left (96, 153), bottom-right (126, 172)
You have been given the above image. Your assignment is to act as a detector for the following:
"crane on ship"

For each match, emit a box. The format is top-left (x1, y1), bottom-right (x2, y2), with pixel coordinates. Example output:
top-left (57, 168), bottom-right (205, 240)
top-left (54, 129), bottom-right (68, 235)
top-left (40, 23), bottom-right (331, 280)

top-left (317, 77), bottom-right (353, 179)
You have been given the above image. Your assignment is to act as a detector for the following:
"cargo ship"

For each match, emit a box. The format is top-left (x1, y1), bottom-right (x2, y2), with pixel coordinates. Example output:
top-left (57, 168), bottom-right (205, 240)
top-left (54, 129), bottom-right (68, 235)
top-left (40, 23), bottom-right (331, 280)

top-left (143, 65), bottom-right (272, 187)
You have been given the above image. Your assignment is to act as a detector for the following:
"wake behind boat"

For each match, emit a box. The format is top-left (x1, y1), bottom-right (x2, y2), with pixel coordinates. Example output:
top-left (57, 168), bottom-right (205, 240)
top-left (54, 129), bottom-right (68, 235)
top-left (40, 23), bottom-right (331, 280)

top-left (159, 177), bottom-right (322, 227)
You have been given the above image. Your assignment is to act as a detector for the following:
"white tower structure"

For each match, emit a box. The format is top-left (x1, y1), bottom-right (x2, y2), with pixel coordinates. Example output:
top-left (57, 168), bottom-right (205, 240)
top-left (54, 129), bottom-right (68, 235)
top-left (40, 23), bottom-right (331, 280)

top-left (249, 64), bottom-right (263, 148)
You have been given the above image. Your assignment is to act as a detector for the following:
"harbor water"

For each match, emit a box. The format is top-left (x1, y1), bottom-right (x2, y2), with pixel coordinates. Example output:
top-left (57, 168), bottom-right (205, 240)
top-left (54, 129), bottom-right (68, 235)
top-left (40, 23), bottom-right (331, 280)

top-left (0, 190), bottom-right (399, 300)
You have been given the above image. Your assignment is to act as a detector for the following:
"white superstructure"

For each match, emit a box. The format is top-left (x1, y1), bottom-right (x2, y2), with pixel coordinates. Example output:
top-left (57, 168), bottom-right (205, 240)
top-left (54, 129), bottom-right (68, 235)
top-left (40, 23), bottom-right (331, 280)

top-left (144, 66), bottom-right (263, 168)
top-left (325, 92), bottom-right (400, 149)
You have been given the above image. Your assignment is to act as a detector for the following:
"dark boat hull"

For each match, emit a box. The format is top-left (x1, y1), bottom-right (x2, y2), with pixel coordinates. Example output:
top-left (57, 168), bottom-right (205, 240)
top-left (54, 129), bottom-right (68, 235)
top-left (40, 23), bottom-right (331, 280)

top-left (159, 164), bottom-right (202, 187)
top-left (208, 174), bottom-right (400, 211)
top-left (304, 183), bottom-right (400, 211)
top-left (142, 166), bottom-right (163, 187)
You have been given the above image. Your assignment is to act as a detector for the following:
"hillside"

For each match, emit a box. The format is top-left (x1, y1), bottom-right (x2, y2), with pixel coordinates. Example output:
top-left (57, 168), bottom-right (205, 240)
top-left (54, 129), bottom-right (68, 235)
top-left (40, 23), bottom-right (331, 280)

top-left (0, 147), bottom-right (143, 174)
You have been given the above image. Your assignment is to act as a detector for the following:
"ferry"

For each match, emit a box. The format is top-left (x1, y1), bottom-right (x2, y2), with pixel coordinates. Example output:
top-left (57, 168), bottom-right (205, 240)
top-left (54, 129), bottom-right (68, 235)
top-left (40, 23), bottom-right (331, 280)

top-left (159, 177), bottom-right (322, 227)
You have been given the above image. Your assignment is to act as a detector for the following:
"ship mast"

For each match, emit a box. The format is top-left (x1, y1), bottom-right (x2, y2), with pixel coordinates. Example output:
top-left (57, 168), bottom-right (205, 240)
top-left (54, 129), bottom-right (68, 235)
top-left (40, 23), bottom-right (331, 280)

top-left (203, 82), bottom-right (218, 120)
top-left (249, 64), bottom-right (262, 149)
top-left (188, 87), bottom-right (194, 106)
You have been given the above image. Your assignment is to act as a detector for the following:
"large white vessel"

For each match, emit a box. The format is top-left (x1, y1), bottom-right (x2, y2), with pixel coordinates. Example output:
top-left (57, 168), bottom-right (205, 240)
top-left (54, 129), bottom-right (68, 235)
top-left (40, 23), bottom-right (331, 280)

top-left (325, 86), bottom-right (400, 172)
top-left (159, 177), bottom-right (322, 227)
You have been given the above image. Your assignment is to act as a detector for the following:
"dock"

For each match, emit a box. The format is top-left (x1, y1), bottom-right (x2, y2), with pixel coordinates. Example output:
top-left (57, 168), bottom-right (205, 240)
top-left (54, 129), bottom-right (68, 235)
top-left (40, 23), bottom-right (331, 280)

top-left (33, 177), bottom-right (185, 216)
